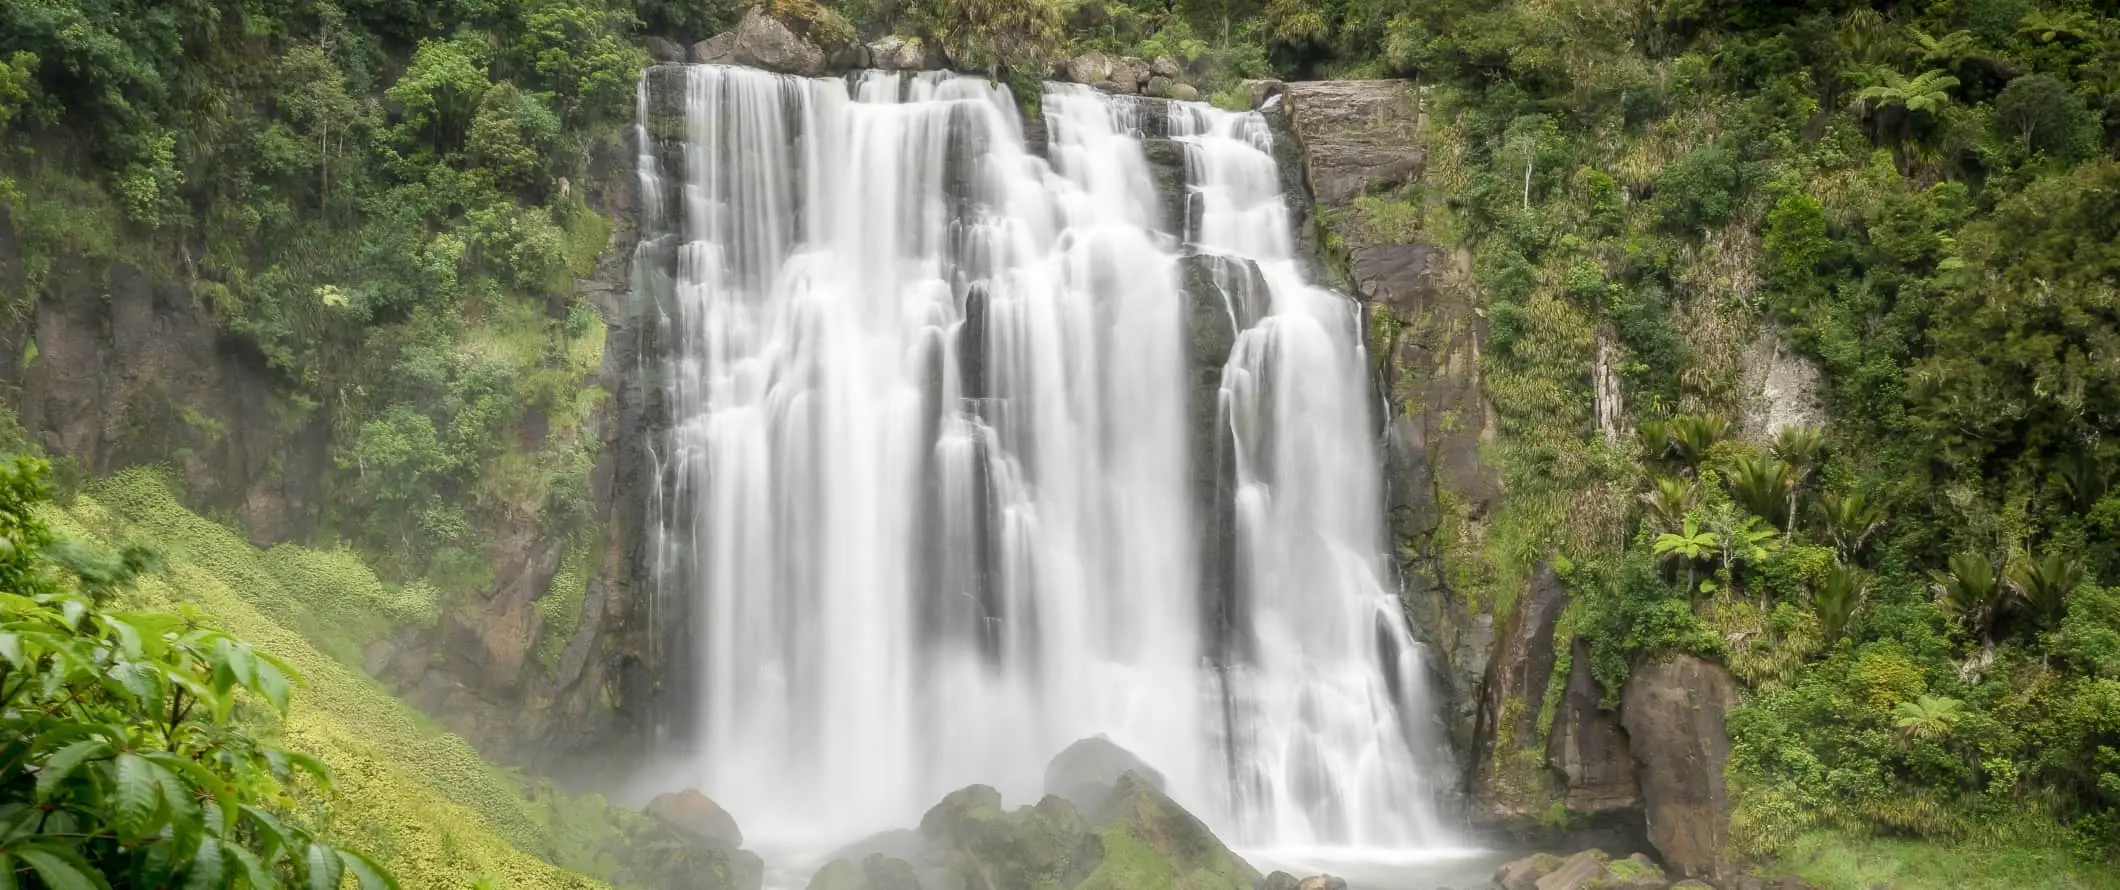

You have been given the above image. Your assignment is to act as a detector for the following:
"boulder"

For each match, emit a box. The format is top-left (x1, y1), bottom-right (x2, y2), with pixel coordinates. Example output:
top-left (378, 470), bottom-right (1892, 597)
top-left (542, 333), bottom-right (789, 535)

top-left (1170, 83), bottom-right (1200, 102)
top-left (1241, 79), bottom-right (1285, 110)
top-left (1534, 850), bottom-right (1609, 890)
top-left (1096, 78), bottom-right (1139, 96)
top-left (1493, 853), bottom-right (1564, 890)
top-left (1622, 654), bottom-right (1738, 880)
top-left (1151, 56), bottom-right (1182, 78)
top-left (919, 787), bottom-right (1101, 890)
top-left (1043, 736), bottom-right (1167, 811)
top-left (693, 8), bottom-right (828, 76)
top-left (731, 849), bottom-right (766, 890)
top-left (825, 828), bottom-right (926, 865)
top-left (1295, 877), bottom-right (1346, 890)
top-left (919, 784), bottom-right (1005, 845)
top-left (691, 32), bottom-right (737, 65)
top-left (1258, 873), bottom-right (1301, 890)
top-left (806, 859), bottom-right (863, 890)
top-left (1603, 853), bottom-right (1671, 890)
top-left (1113, 56), bottom-right (1152, 87)
top-left (868, 36), bottom-right (928, 71)
top-left (645, 788), bottom-right (743, 851)
top-left (1065, 52), bottom-right (1114, 84)
top-left (1146, 75), bottom-right (1175, 98)
top-left (645, 36), bottom-right (687, 63)
top-left (860, 854), bottom-right (924, 890)
top-left (1074, 774), bottom-right (1260, 889)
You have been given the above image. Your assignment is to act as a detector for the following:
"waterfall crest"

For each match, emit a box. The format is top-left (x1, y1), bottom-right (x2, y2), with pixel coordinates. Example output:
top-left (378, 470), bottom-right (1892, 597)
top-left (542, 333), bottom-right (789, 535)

top-left (638, 64), bottom-right (1446, 853)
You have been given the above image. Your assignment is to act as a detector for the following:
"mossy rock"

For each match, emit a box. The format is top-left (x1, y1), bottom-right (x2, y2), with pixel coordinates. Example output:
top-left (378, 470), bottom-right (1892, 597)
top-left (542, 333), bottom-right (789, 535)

top-left (920, 786), bottom-right (1101, 890)
top-left (1073, 774), bottom-right (1259, 890)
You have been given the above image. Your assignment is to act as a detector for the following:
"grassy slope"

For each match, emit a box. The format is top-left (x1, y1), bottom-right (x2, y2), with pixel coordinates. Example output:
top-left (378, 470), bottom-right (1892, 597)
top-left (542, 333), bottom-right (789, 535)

top-left (50, 468), bottom-right (606, 890)
top-left (1782, 831), bottom-right (2120, 890)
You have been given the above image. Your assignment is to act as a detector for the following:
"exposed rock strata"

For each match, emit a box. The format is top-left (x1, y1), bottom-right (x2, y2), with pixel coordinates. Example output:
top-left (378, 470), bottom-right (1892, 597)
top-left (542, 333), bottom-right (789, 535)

top-left (1622, 655), bottom-right (1738, 879)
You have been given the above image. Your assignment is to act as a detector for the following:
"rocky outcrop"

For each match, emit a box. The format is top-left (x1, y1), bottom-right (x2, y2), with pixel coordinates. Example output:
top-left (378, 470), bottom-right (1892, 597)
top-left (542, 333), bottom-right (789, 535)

top-left (867, 36), bottom-right (930, 71)
top-left (1622, 655), bottom-right (1738, 880)
top-left (1470, 566), bottom-right (1568, 817)
top-left (1283, 81), bottom-right (1424, 205)
top-left (1057, 52), bottom-right (1200, 100)
top-left (645, 35), bottom-right (687, 63)
top-left (691, 8), bottom-right (828, 77)
top-left (1547, 639), bottom-right (1642, 817)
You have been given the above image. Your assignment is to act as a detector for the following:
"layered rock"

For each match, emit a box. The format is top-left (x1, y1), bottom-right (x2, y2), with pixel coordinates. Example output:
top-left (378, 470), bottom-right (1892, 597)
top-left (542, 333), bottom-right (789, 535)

top-left (1622, 655), bottom-right (1738, 880)
top-left (1547, 640), bottom-right (1642, 818)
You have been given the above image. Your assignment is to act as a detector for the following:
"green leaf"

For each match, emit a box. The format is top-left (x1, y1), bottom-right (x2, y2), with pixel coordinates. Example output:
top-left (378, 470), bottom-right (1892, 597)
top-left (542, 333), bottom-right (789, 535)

top-left (114, 752), bottom-right (165, 836)
top-left (251, 658), bottom-right (291, 712)
top-left (229, 846), bottom-right (278, 890)
top-left (0, 854), bottom-right (16, 890)
top-left (181, 837), bottom-right (226, 890)
top-left (304, 843), bottom-right (344, 890)
top-left (337, 850), bottom-right (399, 890)
top-left (0, 631), bottom-right (20, 666)
top-left (18, 847), bottom-right (107, 890)
top-left (213, 638), bottom-right (257, 693)
top-left (35, 739), bottom-right (111, 798)
top-left (284, 752), bottom-right (332, 794)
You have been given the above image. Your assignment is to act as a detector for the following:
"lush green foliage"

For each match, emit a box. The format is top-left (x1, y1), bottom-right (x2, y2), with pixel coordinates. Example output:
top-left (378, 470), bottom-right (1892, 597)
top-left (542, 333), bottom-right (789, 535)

top-left (1348, 0), bottom-right (2120, 879)
top-left (0, 457), bottom-right (398, 890)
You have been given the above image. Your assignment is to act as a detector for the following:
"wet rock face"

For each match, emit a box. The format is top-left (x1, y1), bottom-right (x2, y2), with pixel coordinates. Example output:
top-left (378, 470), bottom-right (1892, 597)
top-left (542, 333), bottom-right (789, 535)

top-left (1282, 81), bottom-right (1424, 206)
top-left (1622, 655), bottom-right (1738, 880)
top-left (1470, 566), bottom-right (1569, 816)
top-left (1547, 639), bottom-right (1642, 817)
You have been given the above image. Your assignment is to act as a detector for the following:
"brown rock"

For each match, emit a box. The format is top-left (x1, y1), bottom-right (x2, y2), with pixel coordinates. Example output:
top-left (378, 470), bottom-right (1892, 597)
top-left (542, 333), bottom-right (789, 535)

top-left (1534, 849), bottom-right (1610, 890)
top-left (1146, 75), bottom-right (1175, 98)
top-left (1494, 853), bottom-right (1564, 890)
top-left (691, 31), bottom-right (737, 64)
top-left (1602, 852), bottom-right (1670, 889)
top-left (1258, 872), bottom-right (1301, 890)
top-left (692, 8), bottom-right (828, 76)
top-left (1622, 654), bottom-right (1738, 880)
top-left (1295, 876), bottom-right (1347, 890)
top-left (869, 36), bottom-right (927, 71)
top-left (1151, 56), bottom-right (1182, 78)
top-left (1170, 83), bottom-right (1200, 102)
top-left (1282, 80), bottom-right (1422, 204)
top-left (645, 788), bottom-right (744, 851)
top-left (1547, 638), bottom-right (1642, 815)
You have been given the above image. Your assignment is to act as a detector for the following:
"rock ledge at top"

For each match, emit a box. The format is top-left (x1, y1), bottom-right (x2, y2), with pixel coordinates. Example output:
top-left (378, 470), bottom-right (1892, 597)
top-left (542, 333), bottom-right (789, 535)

top-left (691, 7), bottom-right (828, 77)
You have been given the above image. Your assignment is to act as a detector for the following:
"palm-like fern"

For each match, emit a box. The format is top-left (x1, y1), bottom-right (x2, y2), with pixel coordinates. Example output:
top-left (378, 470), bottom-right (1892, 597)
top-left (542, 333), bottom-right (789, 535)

top-left (2017, 9), bottom-right (2095, 44)
top-left (1852, 67), bottom-right (1961, 117)
top-left (1819, 490), bottom-right (1886, 558)
top-left (1727, 454), bottom-right (1795, 528)
top-left (1892, 694), bottom-right (1965, 742)
top-left (1665, 414), bottom-right (1728, 473)
top-left (1812, 562), bottom-right (1869, 643)
top-left (1907, 27), bottom-right (1980, 66)
top-left (2055, 451), bottom-right (2108, 509)
top-left (2006, 550), bottom-right (2083, 626)
top-left (1932, 552), bottom-right (2004, 642)
top-left (1639, 475), bottom-right (1697, 533)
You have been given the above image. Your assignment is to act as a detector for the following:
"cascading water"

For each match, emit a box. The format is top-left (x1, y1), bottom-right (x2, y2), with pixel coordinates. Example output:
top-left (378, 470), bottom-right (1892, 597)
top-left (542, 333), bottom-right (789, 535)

top-left (638, 63), bottom-right (1449, 860)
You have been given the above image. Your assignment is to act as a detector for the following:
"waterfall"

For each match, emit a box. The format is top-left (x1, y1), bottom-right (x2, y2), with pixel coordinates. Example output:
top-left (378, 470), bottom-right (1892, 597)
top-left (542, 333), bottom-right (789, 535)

top-left (638, 64), bottom-right (1447, 855)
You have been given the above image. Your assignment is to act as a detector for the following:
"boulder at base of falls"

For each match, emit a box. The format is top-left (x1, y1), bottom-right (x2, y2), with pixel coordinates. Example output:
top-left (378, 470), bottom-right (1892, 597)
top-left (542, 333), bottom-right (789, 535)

top-left (1622, 654), bottom-right (1738, 880)
top-left (691, 7), bottom-right (827, 76)
top-left (1294, 876), bottom-right (1347, 890)
top-left (1258, 873), bottom-right (1301, 890)
top-left (1042, 735), bottom-right (1167, 814)
top-left (815, 774), bottom-right (1257, 890)
top-left (1073, 774), bottom-right (1260, 890)
top-left (645, 788), bottom-right (744, 851)
top-left (1493, 852), bottom-right (1564, 890)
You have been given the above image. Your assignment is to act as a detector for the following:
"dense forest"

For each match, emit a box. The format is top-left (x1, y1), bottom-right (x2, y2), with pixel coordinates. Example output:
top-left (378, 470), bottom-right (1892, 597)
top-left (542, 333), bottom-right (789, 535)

top-left (1, 0), bottom-right (2117, 887)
